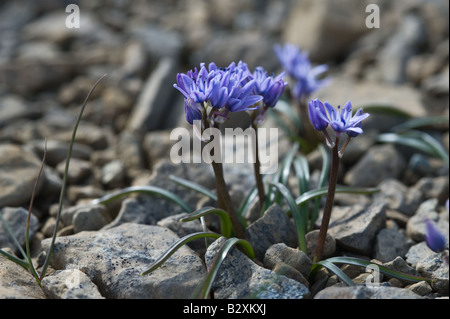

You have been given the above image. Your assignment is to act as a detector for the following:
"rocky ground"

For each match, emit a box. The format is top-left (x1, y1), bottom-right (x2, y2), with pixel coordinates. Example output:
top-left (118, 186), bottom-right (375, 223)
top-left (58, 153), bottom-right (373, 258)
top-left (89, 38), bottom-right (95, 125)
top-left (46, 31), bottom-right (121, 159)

top-left (0, 0), bottom-right (449, 299)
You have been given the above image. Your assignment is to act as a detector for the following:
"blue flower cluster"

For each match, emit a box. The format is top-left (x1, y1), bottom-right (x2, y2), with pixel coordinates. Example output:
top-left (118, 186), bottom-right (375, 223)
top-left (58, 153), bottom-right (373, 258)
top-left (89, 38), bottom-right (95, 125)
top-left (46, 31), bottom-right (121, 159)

top-left (308, 98), bottom-right (370, 138)
top-left (274, 43), bottom-right (329, 101)
top-left (174, 61), bottom-right (286, 125)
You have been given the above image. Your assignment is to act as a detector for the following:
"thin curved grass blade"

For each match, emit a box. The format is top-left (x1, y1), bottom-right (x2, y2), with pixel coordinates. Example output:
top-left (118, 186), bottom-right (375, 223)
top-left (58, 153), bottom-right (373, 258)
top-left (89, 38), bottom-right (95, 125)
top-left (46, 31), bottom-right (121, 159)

top-left (392, 115), bottom-right (449, 133)
top-left (295, 186), bottom-right (380, 207)
top-left (141, 232), bottom-right (221, 276)
top-left (90, 185), bottom-right (192, 213)
top-left (40, 74), bottom-right (106, 280)
top-left (356, 104), bottom-right (413, 118)
top-left (0, 213), bottom-right (27, 260)
top-left (180, 207), bottom-right (232, 238)
top-left (0, 249), bottom-right (29, 269)
top-left (237, 185), bottom-right (257, 220)
top-left (199, 237), bottom-right (255, 299)
top-left (377, 131), bottom-right (449, 166)
top-left (311, 259), bottom-right (356, 286)
top-left (264, 143), bottom-right (298, 211)
top-left (318, 256), bottom-right (430, 284)
top-left (270, 182), bottom-right (306, 252)
top-left (169, 175), bottom-right (217, 201)
top-left (293, 155), bottom-right (310, 233)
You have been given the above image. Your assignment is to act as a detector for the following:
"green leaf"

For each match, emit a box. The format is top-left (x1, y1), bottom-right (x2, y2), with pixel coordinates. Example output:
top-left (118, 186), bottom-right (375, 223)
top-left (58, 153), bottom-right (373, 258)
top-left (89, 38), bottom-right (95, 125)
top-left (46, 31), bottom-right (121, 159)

top-left (199, 237), bottom-right (255, 299)
top-left (311, 259), bottom-right (356, 286)
top-left (40, 74), bottom-right (107, 281)
top-left (237, 185), bottom-right (257, 222)
top-left (90, 185), bottom-right (192, 213)
top-left (293, 155), bottom-right (310, 233)
top-left (0, 249), bottom-right (30, 270)
top-left (0, 213), bottom-right (28, 260)
top-left (263, 143), bottom-right (298, 211)
top-left (313, 257), bottom-right (430, 284)
top-left (377, 131), bottom-right (449, 166)
top-left (295, 186), bottom-right (380, 208)
top-left (169, 175), bottom-right (217, 201)
top-left (356, 104), bottom-right (413, 118)
top-left (180, 207), bottom-right (232, 238)
top-left (270, 182), bottom-right (306, 252)
top-left (141, 232), bottom-right (222, 276)
top-left (392, 115), bottom-right (449, 133)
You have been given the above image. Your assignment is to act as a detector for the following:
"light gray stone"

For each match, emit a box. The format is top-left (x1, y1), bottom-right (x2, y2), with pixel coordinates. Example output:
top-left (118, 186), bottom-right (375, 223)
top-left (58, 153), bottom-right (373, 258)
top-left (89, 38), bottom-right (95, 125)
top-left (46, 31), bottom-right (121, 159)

top-left (0, 256), bottom-right (46, 299)
top-left (305, 230), bottom-right (336, 261)
top-left (205, 237), bottom-right (310, 299)
top-left (263, 243), bottom-right (312, 279)
top-left (416, 252), bottom-right (449, 294)
top-left (374, 228), bottom-right (414, 263)
top-left (245, 204), bottom-right (298, 261)
top-left (326, 202), bottom-right (386, 255)
top-left (0, 143), bottom-right (46, 207)
top-left (406, 242), bottom-right (435, 268)
top-left (314, 285), bottom-right (424, 299)
top-left (407, 199), bottom-right (448, 243)
top-left (41, 223), bottom-right (206, 299)
top-left (72, 205), bottom-right (111, 233)
top-left (0, 207), bottom-right (39, 254)
top-left (344, 144), bottom-right (406, 187)
top-left (41, 269), bottom-right (104, 299)
top-left (126, 57), bottom-right (178, 133)
top-left (373, 179), bottom-right (423, 216)
top-left (101, 160), bottom-right (126, 188)
top-left (407, 280), bottom-right (433, 296)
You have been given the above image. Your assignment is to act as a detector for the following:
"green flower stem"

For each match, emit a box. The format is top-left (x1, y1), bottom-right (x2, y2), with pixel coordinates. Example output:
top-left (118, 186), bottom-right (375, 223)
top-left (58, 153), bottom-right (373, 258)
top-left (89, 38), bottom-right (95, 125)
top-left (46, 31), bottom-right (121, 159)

top-left (314, 136), bottom-right (340, 263)
top-left (211, 160), bottom-right (246, 239)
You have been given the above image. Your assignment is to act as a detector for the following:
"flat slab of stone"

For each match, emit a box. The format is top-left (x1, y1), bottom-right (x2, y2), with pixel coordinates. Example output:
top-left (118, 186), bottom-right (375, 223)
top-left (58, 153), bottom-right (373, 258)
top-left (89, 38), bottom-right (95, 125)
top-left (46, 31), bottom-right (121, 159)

top-left (41, 223), bottom-right (206, 298)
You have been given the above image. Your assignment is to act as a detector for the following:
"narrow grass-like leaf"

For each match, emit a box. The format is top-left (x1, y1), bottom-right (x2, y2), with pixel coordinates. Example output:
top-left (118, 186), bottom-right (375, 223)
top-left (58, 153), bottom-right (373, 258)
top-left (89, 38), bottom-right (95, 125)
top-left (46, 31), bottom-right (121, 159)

top-left (267, 100), bottom-right (302, 137)
top-left (0, 249), bottom-right (29, 269)
top-left (237, 185), bottom-right (257, 221)
top-left (295, 186), bottom-right (380, 207)
top-left (311, 259), bottom-right (356, 286)
top-left (270, 182), bottom-right (306, 252)
top-left (293, 155), bottom-right (310, 196)
top-left (180, 207), bottom-right (232, 238)
top-left (141, 232), bottom-right (221, 276)
top-left (356, 104), bottom-right (413, 118)
top-left (40, 74), bottom-right (106, 280)
top-left (392, 115), bottom-right (449, 133)
top-left (293, 155), bottom-right (310, 233)
top-left (90, 185), bottom-right (192, 213)
top-left (199, 237), bottom-right (255, 299)
top-left (316, 257), bottom-right (430, 284)
top-left (169, 175), bottom-right (217, 201)
top-left (25, 139), bottom-right (47, 285)
top-left (377, 131), bottom-right (449, 166)
top-left (0, 213), bottom-right (27, 260)
top-left (264, 143), bottom-right (298, 210)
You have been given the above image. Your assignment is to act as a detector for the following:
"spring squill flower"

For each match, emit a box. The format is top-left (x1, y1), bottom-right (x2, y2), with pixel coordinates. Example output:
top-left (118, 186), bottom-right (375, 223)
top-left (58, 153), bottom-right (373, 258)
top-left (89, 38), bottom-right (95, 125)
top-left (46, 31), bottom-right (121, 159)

top-left (174, 61), bottom-right (262, 125)
top-left (274, 43), bottom-right (329, 101)
top-left (309, 98), bottom-right (370, 262)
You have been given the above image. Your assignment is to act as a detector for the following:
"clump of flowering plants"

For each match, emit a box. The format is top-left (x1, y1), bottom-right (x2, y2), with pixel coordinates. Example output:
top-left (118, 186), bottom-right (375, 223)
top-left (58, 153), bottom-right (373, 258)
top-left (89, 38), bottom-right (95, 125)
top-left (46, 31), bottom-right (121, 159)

top-left (173, 61), bottom-right (265, 239)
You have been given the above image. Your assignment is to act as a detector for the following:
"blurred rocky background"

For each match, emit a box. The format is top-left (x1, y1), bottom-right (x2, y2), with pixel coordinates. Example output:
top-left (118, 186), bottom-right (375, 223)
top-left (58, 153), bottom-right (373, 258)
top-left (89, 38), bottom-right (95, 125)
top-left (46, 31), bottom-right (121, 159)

top-left (1, 0), bottom-right (448, 214)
